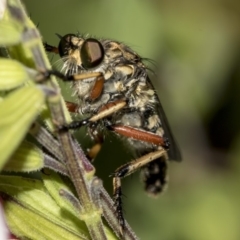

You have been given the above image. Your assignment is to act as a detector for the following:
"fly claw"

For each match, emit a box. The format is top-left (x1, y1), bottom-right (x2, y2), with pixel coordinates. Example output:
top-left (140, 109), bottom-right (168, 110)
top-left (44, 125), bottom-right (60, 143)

top-left (45, 33), bottom-right (181, 234)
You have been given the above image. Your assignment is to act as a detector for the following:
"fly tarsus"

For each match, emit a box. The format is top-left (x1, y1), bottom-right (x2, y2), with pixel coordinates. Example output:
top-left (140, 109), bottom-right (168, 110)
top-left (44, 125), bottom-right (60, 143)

top-left (58, 119), bottom-right (90, 132)
top-left (44, 42), bottom-right (59, 54)
top-left (113, 176), bottom-right (126, 234)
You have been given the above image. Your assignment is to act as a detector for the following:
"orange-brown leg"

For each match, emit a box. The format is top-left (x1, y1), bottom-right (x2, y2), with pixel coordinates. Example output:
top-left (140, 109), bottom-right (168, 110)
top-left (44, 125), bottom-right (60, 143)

top-left (86, 126), bottom-right (104, 161)
top-left (109, 125), bottom-right (169, 148)
top-left (87, 143), bottom-right (102, 161)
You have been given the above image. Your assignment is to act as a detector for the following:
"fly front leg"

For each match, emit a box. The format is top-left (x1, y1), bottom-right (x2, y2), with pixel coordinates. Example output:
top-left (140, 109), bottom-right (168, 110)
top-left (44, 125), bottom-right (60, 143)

top-left (38, 63), bottom-right (105, 102)
top-left (112, 149), bottom-right (167, 233)
top-left (44, 69), bottom-right (102, 83)
top-left (43, 68), bottom-right (115, 131)
top-left (44, 42), bottom-right (59, 54)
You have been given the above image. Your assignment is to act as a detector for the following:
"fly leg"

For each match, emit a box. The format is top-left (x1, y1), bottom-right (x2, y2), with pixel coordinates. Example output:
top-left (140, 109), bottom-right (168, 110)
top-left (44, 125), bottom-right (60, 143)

top-left (44, 42), bottom-right (59, 54)
top-left (58, 100), bottom-right (127, 131)
top-left (58, 92), bottom-right (170, 233)
top-left (112, 149), bottom-right (167, 234)
top-left (86, 124), bottom-right (104, 161)
top-left (63, 100), bottom-right (103, 161)
top-left (58, 100), bottom-right (127, 162)
top-left (106, 124), bottom-right (169, 233)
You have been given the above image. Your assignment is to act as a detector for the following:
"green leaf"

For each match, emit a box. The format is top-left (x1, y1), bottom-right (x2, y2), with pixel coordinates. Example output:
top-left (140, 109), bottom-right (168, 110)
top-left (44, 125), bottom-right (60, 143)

top-left (42, 171), bottom-right (119, 240)
top-left (0, 19), bottom-right (22, 45)
top-left (4, 200), bottom-right (88, 240)
top-left (3, 140), bottom-right (44, 172)
top-left (0, 175), bottom-right (89, 239)
top-left (0, 58), bottom-right (31, 90)
top-left (0, 86), bottom-right (45, 169)
top-left (42, 170), bottom-right (79, 217)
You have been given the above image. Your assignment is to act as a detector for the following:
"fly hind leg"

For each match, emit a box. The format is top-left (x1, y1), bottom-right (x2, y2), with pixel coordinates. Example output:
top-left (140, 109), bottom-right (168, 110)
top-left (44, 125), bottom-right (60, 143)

top-left (111, 148), bottom-right (167, 233)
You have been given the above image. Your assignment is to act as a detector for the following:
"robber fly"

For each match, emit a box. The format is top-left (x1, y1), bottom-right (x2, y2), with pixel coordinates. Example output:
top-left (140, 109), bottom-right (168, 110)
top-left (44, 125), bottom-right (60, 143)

top-left (45, 33), bottom-right (181, 231)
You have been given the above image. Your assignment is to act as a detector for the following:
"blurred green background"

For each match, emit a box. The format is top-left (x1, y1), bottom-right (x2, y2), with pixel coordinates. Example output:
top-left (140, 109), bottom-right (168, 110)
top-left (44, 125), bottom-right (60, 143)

top-left (22, 0), bottom-right (240, 239)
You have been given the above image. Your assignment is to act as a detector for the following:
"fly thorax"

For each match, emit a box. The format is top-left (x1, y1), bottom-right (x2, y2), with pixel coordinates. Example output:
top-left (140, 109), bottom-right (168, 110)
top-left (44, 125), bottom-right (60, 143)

top-left (103, 77), bottom-right (125, 94)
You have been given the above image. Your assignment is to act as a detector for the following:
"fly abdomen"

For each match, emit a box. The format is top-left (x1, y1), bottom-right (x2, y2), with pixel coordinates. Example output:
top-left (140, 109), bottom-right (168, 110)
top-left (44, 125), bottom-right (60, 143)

top-left (142, 157), bottom-right (168, 195)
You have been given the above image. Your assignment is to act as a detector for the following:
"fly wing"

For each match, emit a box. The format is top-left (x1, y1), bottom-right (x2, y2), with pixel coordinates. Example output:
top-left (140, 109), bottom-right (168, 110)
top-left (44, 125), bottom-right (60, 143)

top-left (147, 76), bottom-right (182, 161)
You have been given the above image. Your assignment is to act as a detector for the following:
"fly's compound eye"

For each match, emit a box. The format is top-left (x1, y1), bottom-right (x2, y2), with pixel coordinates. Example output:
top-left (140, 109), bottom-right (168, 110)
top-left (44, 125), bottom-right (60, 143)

top-left (80, 38), bottom-right (104, 69)
top-left (58, 33), bottom-right (77, 58)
